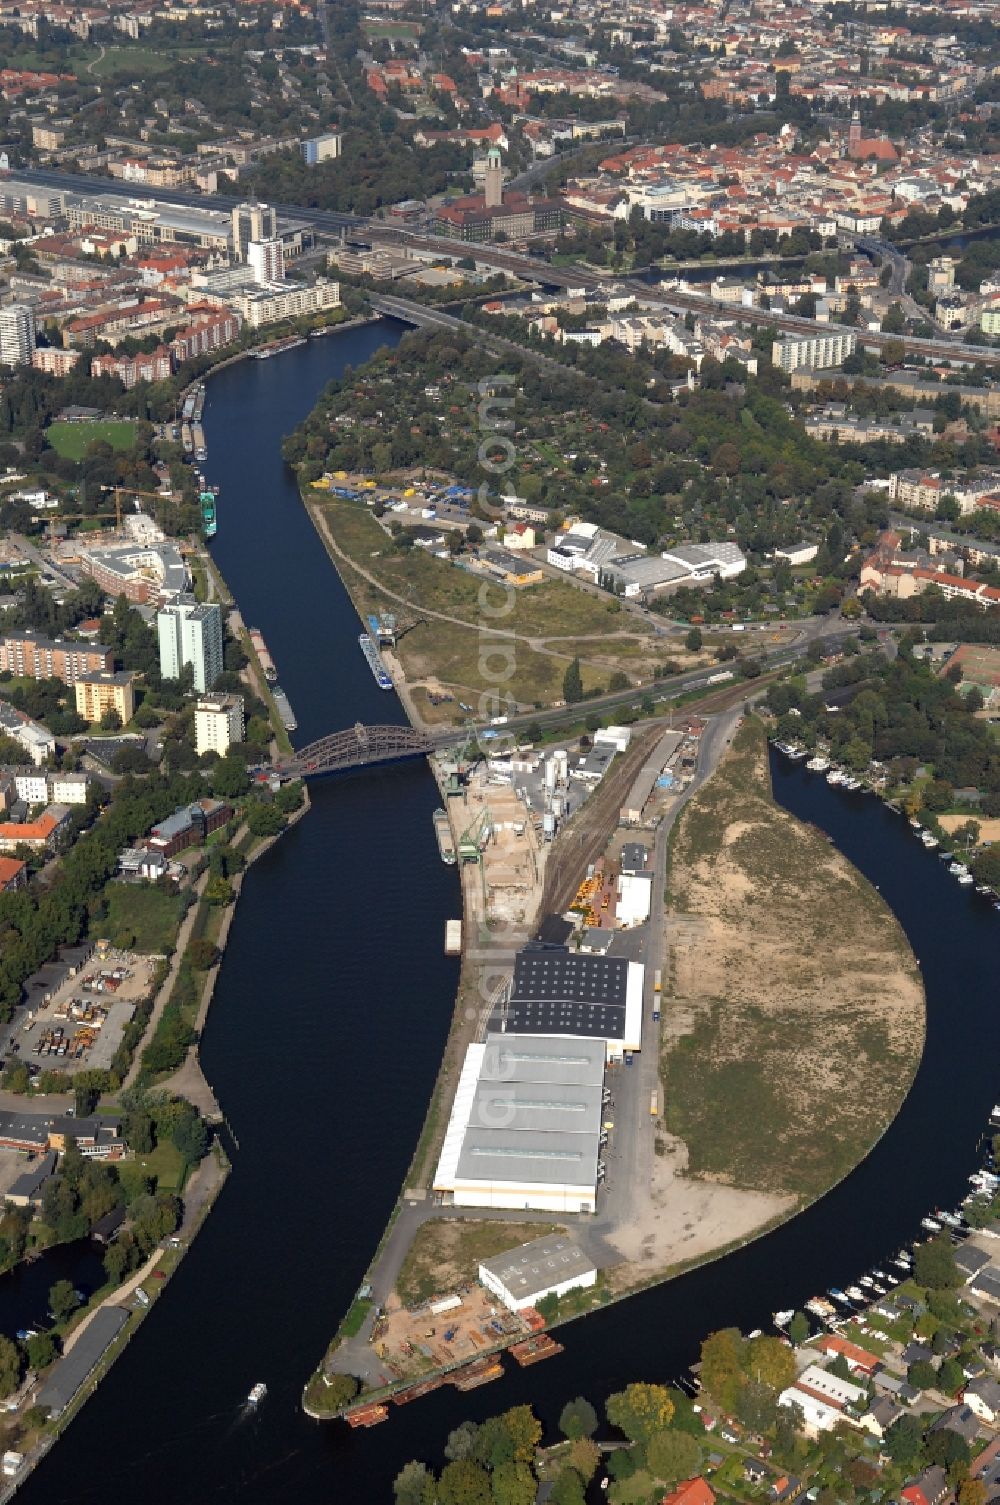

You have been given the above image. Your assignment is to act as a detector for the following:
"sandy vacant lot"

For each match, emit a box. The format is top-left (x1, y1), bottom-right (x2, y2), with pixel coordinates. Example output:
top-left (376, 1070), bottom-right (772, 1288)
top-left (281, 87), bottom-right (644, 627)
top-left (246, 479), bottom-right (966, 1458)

top-left (661, 718), bottom-right (925, 1204)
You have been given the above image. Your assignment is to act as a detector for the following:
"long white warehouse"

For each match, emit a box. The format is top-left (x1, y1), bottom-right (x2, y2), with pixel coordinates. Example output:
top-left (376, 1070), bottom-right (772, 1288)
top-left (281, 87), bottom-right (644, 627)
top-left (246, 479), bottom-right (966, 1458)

top-left (433, 1033), bottom-right (606, 1214)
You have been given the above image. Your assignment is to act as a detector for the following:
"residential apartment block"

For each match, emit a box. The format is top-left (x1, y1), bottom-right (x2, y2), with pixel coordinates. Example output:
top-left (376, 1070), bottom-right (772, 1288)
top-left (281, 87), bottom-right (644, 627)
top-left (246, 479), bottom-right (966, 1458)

top-left (771, 331), bottom-right (856, 373)
top-left (194, 694), bottom-right (244, 757)
top-left (74, 671), bottom-right (136, 725)
top-left (0, 632), bottom-right (113, 685)
top-left (157, 597), bottom-right (223, 693)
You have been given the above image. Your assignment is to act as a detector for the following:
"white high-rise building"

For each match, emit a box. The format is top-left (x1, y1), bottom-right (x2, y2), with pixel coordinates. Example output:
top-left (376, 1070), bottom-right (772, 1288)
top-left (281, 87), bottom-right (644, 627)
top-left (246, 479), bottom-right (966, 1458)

top-left (195, 694), bottom-right (244, 756)
top-left (157, 595), bottom-right (224, 693)
top-left (247, 238), bottom-right (284, 285)
top-left (0, 304), bottom-right (36, 367)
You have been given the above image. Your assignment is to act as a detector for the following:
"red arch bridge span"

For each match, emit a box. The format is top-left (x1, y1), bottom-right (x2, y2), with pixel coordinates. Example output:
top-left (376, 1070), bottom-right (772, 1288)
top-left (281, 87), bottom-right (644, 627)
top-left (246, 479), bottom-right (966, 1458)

top-left (276, 722), bottom-right (459, 778)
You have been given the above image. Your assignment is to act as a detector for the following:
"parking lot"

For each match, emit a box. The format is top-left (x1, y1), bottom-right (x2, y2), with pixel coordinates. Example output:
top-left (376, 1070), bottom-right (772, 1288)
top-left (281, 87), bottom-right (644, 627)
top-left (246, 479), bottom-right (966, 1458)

top-left (2, 947), bottom-right (158, 1079)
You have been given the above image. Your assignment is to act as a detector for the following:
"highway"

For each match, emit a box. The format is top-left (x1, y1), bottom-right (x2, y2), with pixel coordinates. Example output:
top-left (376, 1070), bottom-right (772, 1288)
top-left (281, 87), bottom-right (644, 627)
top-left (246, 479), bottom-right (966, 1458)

top-left (15, 166), bottom-right (1000, 368)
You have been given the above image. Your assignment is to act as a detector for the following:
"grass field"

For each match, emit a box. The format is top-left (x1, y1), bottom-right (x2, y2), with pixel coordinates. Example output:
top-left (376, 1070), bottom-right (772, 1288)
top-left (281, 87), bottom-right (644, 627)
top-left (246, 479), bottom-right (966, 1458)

top-left (661, 717), bottom-right (924, 1201)
top-left (395, 1220), bottom-right (560, 1308)
top-left (87, 45), bottom-right (194, 77)
top-left (101, 882), bottom-right (184, 955)
top-left (315, 496), bottom-right (667, 709)
top-left (133, 1138), bottom-right (185, 1193)
top-left (47, 419), bottom-right (138, 460)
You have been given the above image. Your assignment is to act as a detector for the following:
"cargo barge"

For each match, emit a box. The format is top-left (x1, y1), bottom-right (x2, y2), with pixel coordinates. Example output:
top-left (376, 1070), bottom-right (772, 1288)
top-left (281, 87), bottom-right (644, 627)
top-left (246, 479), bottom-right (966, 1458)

top-left (434, 808), bottom-right (456, 865)
top-left (248, 628), bottom-right (277, 682)
top-left (345, 1402), bottom-right (388, 1428)
top-left (445, 919), bottom-right (462, 955)
top-left (254, 335), bottom-right (307, 360)
top-left (272, 686), bottom-right (297, 733)
top-left (449, 1356), bottom-right (504, 1391)
top-left (509, 1334), bottom-right (564, 1366)
top-left (359, 632), bottom-right (392, 691)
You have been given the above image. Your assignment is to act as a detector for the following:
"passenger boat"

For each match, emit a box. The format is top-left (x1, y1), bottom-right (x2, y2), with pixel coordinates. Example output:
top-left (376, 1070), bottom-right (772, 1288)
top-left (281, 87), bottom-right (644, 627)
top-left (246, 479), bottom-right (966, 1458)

top-left (957, 871), bottom-right (975, 885)
top-left (921, 1216), bottom-right (942, 1232)
top-left (772, 1309), bottom-right (795, 1330)
top-left (828, 1288), bottom-right (850, 1306)
top-left (359, 632), bottom-right (393, 691)
top-left (922, 834), bottom-right (939, 849)
top-left (806, 755), bottom-right (830, 772)
top-left (246, 1382), bottom-right (267, 1406)
top-left (846, 1285), bottom-right (865, 1302)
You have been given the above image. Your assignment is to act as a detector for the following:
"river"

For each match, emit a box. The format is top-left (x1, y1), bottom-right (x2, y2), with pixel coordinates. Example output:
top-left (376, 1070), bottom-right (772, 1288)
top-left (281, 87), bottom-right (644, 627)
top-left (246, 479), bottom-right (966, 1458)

top-left (14, 323), bottom-right (1000, 1503)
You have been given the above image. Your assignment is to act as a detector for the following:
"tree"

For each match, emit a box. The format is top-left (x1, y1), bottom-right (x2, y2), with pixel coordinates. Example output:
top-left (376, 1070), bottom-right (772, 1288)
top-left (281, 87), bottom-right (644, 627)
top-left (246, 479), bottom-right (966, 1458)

top-left (925, 1427), bottom-right (971, 1471)
top-left (699, 1328), bottom-right (746, 1411)
top-left (745, 1334), bottom-right (796, 1393)
top-left (172, 1109), bottom-right (209, 1166)
top-left (606, 1382), bottom-right (674, 1442)
top-left (438, 1458), bottom-right (491, 1505)
top-left (188, 937), bottom-right (218, 972)
top-left (959, 1481), bottom-right (987, 1505)
top-left (490, 1461), bottom-right (536, 1505)
top-left (685, 627), bottom-right (703, 652)
top-left (788, 1311), bottom-right (809, 1346)
top-left (646, 1429), bottom-right (701, 1483)
top-left (938, 1357), bottom-right (965, 1394)
top-left (100, 706), bottom-right (123, 731)
top-left (501, 1405), bottom-right (542, 1463)
top-left (914, 1234), bottom-right (960, 1290)
top-left (563, 658), bottom-right (584, 704)
top-left (884, 1410), bottom-right (923, 1468)
top-left (0, 1335), bottom-right (21, 1399)
top-left (25, 1331), bottom-right (56, 1370)
top-left (394, 1461), bottom-right (435, 1505)
top-left (444, 1421), bottom-right (479, 1461)
top-left (549, 1469), bottom-right (586, 1505)
top-left (48, 1279), bottom-right (81, 1324)
top-left (907, 1358), bottom-right (938, 1391)
top-left (211, 756), bottom-right (250, 799)
top-left (559, 1396), bottom-right (598, 1440)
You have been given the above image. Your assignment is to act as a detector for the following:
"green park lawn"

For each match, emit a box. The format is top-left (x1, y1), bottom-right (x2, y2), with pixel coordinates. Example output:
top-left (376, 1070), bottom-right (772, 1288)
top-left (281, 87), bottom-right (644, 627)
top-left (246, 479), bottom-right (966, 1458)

top-left (47, 420), bottom-right (138, 460)
top-left (133, 1137), bottom-right (185, 1193)
top-left (101, 882), bottom-right (185, 955)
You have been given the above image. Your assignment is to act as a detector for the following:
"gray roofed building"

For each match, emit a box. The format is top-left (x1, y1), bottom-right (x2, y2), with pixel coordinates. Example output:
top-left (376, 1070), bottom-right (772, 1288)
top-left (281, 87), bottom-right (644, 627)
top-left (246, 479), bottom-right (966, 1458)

top-left (971, 1266), bottom-right (1000, 1303)
top-left (36, 1306), bottom-right (130, 1417)
top-left (956, 1244), bottom-right (992, 1281)
top-left (930, 1404), bottom-right (981, 1445)
top-left (434, 1034), bottom-right (607, 1213)
top-left (621, 843), bottom-right (650, 873)
top-left (479, 1233), bottom-right (596, 1312)
top-left (5, 1150), bottom-right (56, 1206)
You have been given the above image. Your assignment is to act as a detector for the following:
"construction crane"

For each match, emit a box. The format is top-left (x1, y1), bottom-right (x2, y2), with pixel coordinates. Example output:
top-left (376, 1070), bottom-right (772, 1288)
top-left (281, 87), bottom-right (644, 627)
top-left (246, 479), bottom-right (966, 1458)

top-left (48, 485), bottom-right (179, 546)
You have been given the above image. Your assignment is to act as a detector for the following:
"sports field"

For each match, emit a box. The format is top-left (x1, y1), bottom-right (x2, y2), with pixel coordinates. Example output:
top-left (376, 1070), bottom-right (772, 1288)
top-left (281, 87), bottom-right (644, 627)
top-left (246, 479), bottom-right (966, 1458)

top-left (47, 420), bottom-right (138, 460)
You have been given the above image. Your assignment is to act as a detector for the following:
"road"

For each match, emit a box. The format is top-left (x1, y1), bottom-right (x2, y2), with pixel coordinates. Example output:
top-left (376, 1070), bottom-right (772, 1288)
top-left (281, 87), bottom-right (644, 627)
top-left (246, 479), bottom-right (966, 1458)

top-left (11, 533), bottom-right (76, 593)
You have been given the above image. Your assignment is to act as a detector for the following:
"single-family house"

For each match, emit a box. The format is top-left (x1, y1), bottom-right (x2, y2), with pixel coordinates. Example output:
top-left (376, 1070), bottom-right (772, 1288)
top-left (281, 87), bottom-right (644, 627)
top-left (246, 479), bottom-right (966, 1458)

top-left (965, 1375), bottom-right (1000, 1424)
top-left (900, 1464), bottom-right (949, 1505)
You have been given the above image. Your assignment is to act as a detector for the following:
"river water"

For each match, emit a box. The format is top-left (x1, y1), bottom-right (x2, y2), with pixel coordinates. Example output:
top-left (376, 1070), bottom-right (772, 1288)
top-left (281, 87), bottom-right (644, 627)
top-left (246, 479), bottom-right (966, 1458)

top-left (14, 323), bottom-right (1000, 1503)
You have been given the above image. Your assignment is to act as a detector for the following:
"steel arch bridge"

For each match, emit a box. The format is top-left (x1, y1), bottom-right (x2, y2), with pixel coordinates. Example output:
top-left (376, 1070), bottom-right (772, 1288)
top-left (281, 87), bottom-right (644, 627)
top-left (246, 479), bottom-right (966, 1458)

top-left (276, 722), bottom-right (452, 778)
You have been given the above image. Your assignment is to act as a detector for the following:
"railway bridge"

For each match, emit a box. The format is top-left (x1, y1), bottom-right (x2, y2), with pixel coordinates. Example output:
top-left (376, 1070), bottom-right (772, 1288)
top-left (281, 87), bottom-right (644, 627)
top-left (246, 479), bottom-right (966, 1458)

top-left (275, 721), bottom-right (460, 778)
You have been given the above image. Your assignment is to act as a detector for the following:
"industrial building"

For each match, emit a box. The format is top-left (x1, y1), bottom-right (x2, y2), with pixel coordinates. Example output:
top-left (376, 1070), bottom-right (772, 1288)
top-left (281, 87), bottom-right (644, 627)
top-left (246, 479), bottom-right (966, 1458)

top-left (434, 1033), bottom-right (606, 1213)
top-left (36, 1306), bottom-right (130, 1419)
top-left (157, 596), bottom-right (223, 693)
top-left (479, 1234), bottom-right (597, 1312)
top-left (496, 948), bottom-right (644, 1061)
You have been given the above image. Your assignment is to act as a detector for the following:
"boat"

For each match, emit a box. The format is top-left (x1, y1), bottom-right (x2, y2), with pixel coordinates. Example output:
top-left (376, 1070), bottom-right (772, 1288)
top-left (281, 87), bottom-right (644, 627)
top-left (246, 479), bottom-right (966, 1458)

top-left (806, 756), bottom-right (830, 772)
top-left (957, 871), bottom-right (975, 885)
top-left (391, 1377), bottom-right (444, 1405)
top-left (909, 816), bottom-right (921, 828)
top-left (509, 1333), bottom-right (564, 1366)
top-left (871, 1269), bottom-right (889, 1282)
top-left (272, 686), bottom-right (297, 733)
top-left (804, 1296), bottom-right (836, 1318)
top-left (949, 861), bottom-right (967, 876)
top-left (893, 1257), bottom-right (910, 1271)
top-left (826, 769), bottom-right (844, 785)
top-left (976, 885), bottom-right (993, 896)
top-left (786, 746), bottom-right (807, 761)
top-left (859, 1276), bottom-right (875, 1289)
top-left (773, 1309), bottom-right (795, 1330)
top-left (921, 1216), bottom-right (942, 1232)
top-left (200, 488), bottom-right (217, 539)
top-left (433, 808), bottom-right (456, 865)
top-left (922, 834), bottom-right (939, 849)
top-left (846, 1285), bottom-right (865, 1301)
top-left (246, 1382), bottom-right (267, 1406)
top-left (254, 335), bottom-right (307, 361)
top-left (359, 632), bottom-right (393, 691)
top-left (450, 1356), bottom-right (504, 1391)
top-left (248, 627), bottom-right (277, 683)
top-left (870, 1282), bottom-right (887, 1295)
top-left (346, 1402), bottom-right (389, 1428)
top-left (828, 1288), bottom-right (850, 1305)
